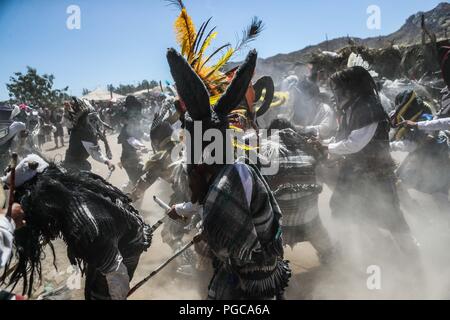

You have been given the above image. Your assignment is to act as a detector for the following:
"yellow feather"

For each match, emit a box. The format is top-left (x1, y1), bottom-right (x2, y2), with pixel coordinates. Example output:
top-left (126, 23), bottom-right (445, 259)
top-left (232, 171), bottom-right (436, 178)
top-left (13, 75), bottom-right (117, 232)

top-left (195, 31), bottom-right (218, 71)
top-left (205, 48), bottom-right (234, 79)
top-left (174, 8), bottom-right (196, 61)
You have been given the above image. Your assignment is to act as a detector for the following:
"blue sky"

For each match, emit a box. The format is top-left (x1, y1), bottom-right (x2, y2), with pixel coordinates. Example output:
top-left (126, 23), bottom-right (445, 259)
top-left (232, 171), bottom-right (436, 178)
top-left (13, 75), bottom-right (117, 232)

top-left (0, 0), bottom-right (444, 100)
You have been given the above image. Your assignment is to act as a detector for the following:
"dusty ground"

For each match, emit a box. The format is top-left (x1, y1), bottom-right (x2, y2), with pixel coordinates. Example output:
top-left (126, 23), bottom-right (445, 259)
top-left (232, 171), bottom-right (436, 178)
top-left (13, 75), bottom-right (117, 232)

top-left (7, 133), bottom-right (450, 300)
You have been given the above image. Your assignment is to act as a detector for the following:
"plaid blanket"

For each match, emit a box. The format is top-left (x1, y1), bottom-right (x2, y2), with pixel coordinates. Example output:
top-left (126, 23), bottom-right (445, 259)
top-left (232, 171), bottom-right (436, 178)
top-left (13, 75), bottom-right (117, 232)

top-left (203, 162), bottom-right (291, 298)
top-left (203, 162), bottom-right (284, 263)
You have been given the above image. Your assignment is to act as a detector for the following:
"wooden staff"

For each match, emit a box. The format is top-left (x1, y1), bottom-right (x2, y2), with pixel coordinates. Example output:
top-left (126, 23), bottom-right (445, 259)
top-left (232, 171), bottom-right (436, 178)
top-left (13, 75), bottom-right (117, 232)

top-left (127, 239), bottom-right (195, 297)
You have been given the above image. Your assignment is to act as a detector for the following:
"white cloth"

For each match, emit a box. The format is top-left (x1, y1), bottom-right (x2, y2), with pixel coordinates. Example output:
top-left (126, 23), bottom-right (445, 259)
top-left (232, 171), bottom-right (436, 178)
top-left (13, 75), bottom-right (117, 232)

top-left (390, 140), bottom-right (418, 153)
top-left (417, 118), bottom-right (450, 132)
top-left (2, 154), bottom-right (49, 187)
top-left (303, 103), bottom-right (337, 139)
top-left (126, 137), bottom-right (145, 150)
top-left (174, 202), bottom-right (203, 219)
top-left (0, 216), bottom-right (15, 268)
top-left (328, 122), bottom-right (378, 155)
top-left (81, 141), bottom-right (108, 163)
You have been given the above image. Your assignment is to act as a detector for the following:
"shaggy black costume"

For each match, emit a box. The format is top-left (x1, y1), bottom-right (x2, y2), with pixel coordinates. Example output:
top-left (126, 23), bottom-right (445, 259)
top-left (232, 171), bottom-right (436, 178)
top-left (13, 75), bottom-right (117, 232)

top-left (167, 48), bottom-right (291, 300)
top-left (118, 96), bottom-right (146, 185)
top-left (64, 98), bottom-right (112, 172)
top-left (2, 161), bottom-right (151, 299)
top-left (64, 113), bottom-right (99, 171)
top-left (131, 114), bottom-right (193, 271)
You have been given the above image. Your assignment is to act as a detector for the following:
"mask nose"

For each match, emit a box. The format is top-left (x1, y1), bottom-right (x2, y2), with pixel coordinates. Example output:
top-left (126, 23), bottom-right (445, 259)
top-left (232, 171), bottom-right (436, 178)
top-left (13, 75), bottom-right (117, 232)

top-left (28, 161), bottom-right (39, 170)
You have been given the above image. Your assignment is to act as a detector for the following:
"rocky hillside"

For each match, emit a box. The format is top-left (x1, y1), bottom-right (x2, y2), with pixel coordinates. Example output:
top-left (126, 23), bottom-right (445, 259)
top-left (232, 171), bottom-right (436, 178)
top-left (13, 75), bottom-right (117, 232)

top-left (246, 2), bottom-right (450, 84)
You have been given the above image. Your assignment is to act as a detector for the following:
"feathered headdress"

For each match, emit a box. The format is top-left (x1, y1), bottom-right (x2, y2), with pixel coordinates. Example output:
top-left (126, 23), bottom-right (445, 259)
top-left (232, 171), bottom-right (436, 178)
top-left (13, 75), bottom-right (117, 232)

top-left (347, 52), bottom-right (379, 78)
top-left (66, 97), bottom-right (95, 126)
top-left (167, 0), bottom-right (264, 105)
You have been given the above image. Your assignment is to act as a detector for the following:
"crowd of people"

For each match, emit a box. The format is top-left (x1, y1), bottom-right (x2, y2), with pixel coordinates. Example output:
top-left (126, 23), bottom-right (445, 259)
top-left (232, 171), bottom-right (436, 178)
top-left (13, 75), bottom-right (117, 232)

top-left (1, 3), bottom-right (450, 301)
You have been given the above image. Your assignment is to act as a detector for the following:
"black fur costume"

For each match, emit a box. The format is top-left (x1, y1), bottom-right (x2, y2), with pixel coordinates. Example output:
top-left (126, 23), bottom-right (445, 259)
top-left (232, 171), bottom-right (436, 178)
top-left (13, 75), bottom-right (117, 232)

top-left (64, 98), bottom-right (112, 171)
top-left (2, 163), bottom-right (151, 299)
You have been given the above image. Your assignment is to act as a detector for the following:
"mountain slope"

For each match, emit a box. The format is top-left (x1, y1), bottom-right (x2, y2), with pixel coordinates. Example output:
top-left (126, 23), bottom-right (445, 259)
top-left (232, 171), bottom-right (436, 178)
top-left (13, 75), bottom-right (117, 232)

top-left (246, 2), bottom-right (449, 83)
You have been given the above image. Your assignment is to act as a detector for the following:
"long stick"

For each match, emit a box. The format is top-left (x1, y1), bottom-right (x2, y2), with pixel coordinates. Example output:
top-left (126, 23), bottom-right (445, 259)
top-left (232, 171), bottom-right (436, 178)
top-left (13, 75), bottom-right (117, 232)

top-left (153, 195), bottom-right (170, 210)
top-left (105, 168), bottom-right (114, 182)
top-left (149, 219), bottom-right (164, 233)
top-left (6, 153), bottom-right (18, 219)
top-left (152, 195), bottom-right (188, 226)
top-left (148, 195), bottom-right (171, 232)
top-left (127, 239), bottom-right (195, 297)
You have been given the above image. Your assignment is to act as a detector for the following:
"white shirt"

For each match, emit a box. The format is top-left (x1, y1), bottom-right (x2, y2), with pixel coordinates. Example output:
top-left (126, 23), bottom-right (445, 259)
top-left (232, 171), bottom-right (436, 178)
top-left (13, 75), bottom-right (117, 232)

top-left (328, 122), bottom-right (378, 155)
top-left (417, 118), bottom-right (450, 132)
top-left (0, 216), bottom-right (15, 268)
top-left (127, 137), bottom-right (145, 150)
top-left (81, 141), bottom-right (108, 163)
top-left (303, 103), bottom-right (337, 139)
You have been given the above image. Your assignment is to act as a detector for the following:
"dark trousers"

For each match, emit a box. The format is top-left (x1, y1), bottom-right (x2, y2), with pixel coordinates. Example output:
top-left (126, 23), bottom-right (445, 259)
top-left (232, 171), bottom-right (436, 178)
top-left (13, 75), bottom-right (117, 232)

top-left (53, 134), bottom-right (64, 147)
top-left (121, 157), bottom-right (144, 185)
top-left (84, 254), bottom-right (141, 300)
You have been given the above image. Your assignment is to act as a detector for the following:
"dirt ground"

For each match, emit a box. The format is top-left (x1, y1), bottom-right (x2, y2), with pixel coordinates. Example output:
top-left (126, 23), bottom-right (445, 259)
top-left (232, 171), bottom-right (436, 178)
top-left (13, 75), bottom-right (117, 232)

top-left (8, 133), bottom-right (450, 300)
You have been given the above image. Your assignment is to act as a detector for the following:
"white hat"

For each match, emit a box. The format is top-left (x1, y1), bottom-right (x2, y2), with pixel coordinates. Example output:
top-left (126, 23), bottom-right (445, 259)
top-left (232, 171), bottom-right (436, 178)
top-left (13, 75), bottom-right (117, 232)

top-left (2, 154), bottom-right (49, 188)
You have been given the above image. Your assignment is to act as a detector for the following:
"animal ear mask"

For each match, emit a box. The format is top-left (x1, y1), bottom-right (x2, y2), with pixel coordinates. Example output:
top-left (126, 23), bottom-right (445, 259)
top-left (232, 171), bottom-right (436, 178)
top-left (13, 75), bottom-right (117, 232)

top-left (166, 48), bottom-right (257, 122)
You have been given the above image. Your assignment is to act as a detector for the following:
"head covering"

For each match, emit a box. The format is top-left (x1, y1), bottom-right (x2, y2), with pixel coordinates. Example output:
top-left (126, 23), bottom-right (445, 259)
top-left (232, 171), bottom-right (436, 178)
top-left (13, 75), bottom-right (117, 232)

top-left (66, 97), bottom-right (94, 126)
top-left (2, 154), bottom-right (49, 188)
top-left (150, 121), bottom-right (175, 151)
top-left (167, 48), bottom-right (257, 165)
top-left (125, 95), bottom-right (143, 110)
top-left (169, 0), bottom-right (263, 103)
top-left (330, 66), bottom-right (379, 111)
top-left (122, 95), bottom-right (143, 121)
top-left (168, 0), bottom-right (272, 129)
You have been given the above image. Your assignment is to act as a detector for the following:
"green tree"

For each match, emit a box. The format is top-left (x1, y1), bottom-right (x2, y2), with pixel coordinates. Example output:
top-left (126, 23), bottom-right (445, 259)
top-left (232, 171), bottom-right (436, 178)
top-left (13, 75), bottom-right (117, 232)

top-left (141, 80), bottom-right (150, 90)
top-left (7, 66), bottom-right (69, 108)
top-left (149, 80), bottom-right (159, 89)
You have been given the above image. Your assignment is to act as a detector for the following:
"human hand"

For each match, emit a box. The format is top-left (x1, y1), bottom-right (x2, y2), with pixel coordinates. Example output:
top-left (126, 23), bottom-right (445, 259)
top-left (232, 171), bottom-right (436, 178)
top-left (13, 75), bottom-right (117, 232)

top-left (11, 203), bottom-right (26, 229)
top-left (105, 160), bottom-right (115, 172)
top-left (399, 120), bottom-right (418, 129)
